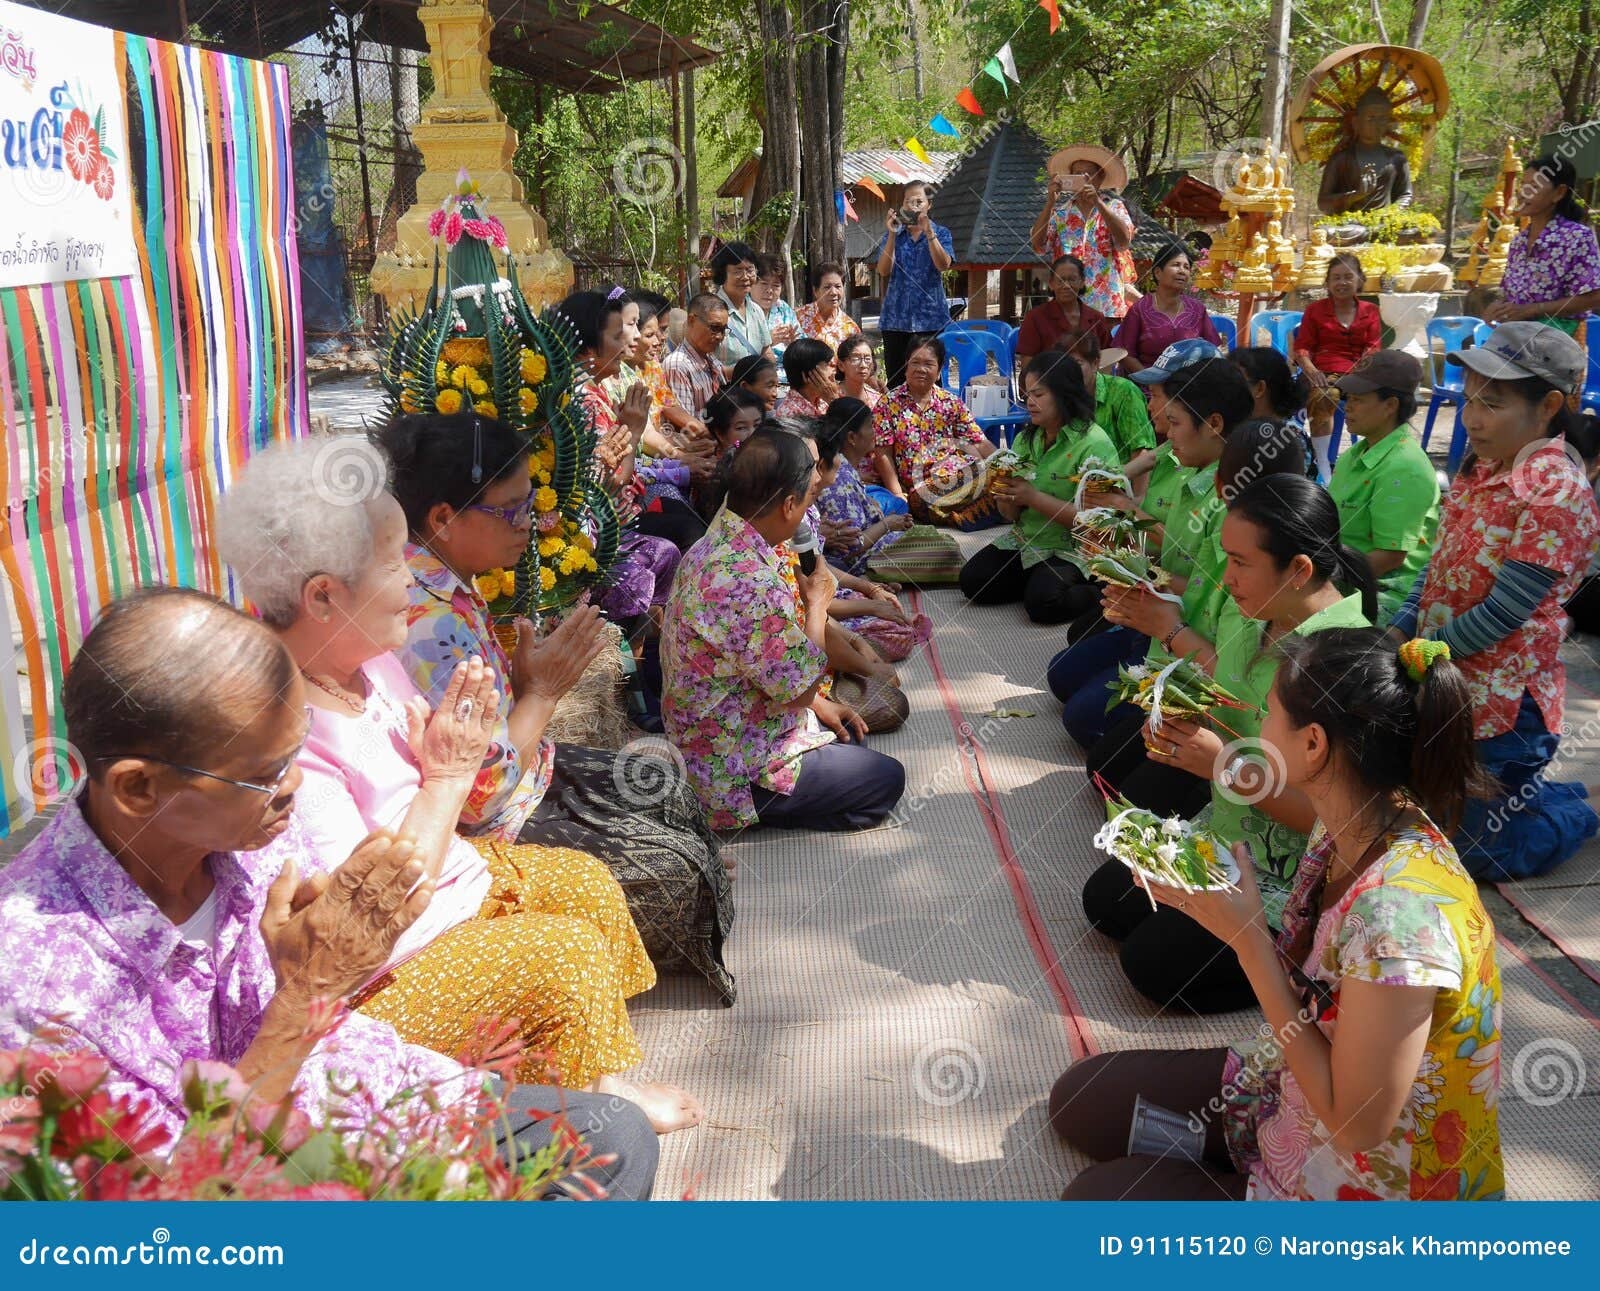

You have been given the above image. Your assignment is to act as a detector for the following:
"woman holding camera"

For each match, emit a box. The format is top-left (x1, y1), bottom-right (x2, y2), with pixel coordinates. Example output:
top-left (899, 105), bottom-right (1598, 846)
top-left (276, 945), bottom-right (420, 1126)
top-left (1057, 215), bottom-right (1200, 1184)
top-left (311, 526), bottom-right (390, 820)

top-left (1030, 145), bottom-right (1136, 320)
top-left (875, 180), bottom-right (954, 389)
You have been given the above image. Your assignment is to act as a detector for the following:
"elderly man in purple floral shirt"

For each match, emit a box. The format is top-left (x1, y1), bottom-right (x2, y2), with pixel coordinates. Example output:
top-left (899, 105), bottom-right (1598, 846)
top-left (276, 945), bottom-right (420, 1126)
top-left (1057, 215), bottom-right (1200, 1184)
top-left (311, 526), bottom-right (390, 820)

top-left (661, 428), bottom-right (905, 831)
top-left (0, 588), bottom-right (656, 1198)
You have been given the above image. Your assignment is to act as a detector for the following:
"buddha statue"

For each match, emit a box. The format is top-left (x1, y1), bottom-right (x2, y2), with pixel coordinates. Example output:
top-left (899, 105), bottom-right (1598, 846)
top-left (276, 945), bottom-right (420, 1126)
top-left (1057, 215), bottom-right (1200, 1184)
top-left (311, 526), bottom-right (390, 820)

top-left (1297, 227), bottom-right (1335, 289)
top-left (1479, 222), bottom-right (1514, 288)
top-left (1317, 86), bottom-right (1413, 218)
top-left (1266, 218), bottom-right (1296, 265)
top-left (1234, 233), bottom-right (1275, 292)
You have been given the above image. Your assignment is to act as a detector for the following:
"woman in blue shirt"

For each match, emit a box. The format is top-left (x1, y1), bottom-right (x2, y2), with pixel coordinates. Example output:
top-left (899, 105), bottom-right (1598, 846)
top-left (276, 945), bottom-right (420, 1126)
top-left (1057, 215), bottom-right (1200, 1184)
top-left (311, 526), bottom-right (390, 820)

top-left (875, 181), bottom-right (955, 388)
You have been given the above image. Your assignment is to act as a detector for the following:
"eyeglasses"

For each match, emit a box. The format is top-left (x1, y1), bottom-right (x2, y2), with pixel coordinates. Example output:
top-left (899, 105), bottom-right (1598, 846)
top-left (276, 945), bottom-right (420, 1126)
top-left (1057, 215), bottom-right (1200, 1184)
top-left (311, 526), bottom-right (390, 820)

top-left (731, 265), bottom-right (759, 279)
top-left (468, 495), bottom-right (536, 528)
top-left (696, 320), bottom-right (729, 336)
top-left (95, 717), bottom-right (309, 797)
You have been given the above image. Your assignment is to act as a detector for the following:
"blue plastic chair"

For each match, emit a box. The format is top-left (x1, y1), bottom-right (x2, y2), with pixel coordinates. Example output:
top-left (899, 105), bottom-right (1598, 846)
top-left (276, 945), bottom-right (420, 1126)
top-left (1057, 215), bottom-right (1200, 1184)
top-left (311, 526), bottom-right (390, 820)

top-left (940, 327), bottom-right (1028, 443)
top-left (1582, 322), bottom-right (1600, 415)
top-left (1208, 313), bottom-right (1237, 353)
top-left (1248, 309), bottom-right (1302, 358)
top-left (944, 319), bottom-right (1017, 344)
top-left (1421, 318), bottom-right (1495, 471)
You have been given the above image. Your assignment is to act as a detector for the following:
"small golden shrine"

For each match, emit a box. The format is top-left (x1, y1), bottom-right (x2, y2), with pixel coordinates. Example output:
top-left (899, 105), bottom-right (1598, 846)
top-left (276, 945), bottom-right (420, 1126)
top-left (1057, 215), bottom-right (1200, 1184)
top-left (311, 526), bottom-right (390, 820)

top-left (1190, 149), bottom-right (1297, 329)
top-left (370, 1), bottom-right (573, 312)
top-left (1458, 140), bottom-right (1523, 289)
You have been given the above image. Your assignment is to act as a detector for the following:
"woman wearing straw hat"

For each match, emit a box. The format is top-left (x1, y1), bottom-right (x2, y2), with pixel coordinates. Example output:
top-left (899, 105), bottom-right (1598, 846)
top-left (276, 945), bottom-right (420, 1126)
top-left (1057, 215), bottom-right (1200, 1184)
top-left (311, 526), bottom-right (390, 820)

top-left (1030, 145), bottom-right (1136, 320)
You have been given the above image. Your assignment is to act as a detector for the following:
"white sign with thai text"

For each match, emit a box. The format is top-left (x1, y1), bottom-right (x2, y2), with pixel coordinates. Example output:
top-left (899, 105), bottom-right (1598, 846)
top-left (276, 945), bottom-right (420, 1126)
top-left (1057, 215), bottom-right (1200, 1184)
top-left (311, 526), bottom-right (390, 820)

top-left (0, 0), bottom-right (136, 287)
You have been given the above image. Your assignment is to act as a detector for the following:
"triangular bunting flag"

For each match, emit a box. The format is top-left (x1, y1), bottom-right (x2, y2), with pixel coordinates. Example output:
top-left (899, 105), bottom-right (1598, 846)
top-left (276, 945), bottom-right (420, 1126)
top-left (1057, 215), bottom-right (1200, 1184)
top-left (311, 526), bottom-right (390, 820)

top-left (905, 137), bottom-right (932, 165)
top-left (1039, 0), bottom-right (1060, 33)
top-left (928, 113), bottom-right (960, 139)
top-left (997, 43), bottom-right (1020, 84)
top-left (956, 87), bottom-right (985, 116)
top-left (835, 189), bottom-right (846, 224)
top-left (856, 176), bottom-right (886, 201)
top-left (982, 57), bottom-right (1009, 96)
top-left (844, 193), bottom-right (859, 223)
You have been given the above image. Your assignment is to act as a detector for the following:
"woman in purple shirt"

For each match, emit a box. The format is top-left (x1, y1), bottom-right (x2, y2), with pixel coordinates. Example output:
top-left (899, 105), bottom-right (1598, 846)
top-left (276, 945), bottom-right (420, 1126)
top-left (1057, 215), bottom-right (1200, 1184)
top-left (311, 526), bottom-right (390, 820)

top-left (1487, 152), bottom-right (1600, 336)
top-left (1115, 243), bottom-right (1222, 374)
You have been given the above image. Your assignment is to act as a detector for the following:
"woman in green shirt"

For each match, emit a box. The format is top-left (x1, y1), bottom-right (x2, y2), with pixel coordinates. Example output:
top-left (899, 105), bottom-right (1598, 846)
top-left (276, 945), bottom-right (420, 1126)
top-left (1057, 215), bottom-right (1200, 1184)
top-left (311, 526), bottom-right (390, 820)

top-left (1056, 327), bottom-right (1157, 473)
top-left (958, 354), bottom-right (1118, 623)
top-left (1086, 474), bottom-right (1377, 1013)
top-left (1325, 350), bottom-right (1439, 621)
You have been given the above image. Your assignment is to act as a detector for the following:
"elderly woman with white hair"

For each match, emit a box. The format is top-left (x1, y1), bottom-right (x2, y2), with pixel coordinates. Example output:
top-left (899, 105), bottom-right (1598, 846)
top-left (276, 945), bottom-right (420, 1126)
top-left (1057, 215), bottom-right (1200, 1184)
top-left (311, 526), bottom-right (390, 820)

top-left (217, 438), bottom-right (703, 1134)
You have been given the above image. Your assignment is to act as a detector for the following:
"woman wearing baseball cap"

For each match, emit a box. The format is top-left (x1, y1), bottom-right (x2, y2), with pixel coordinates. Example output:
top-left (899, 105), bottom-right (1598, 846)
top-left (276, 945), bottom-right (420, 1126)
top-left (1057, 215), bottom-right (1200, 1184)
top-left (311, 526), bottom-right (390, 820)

top-left (1327, 350), bottom-right (1439, 621)
top-left (1390, 321), bottom-right (1600, 879)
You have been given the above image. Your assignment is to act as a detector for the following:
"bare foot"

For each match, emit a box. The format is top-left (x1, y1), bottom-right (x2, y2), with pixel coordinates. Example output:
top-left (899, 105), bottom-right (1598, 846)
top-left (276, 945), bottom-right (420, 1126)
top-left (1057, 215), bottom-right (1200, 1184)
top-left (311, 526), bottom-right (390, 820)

top-left (594, 1074), bottom-right (703, 1134)
top-left (722, 851), bottom-right (738, 882)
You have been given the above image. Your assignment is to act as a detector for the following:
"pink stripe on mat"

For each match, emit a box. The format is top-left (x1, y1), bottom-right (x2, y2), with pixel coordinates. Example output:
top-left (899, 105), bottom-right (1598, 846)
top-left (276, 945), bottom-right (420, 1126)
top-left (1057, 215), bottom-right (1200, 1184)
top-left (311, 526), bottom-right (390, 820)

top-left (1495, 883), bottom-right (1600, 992)
top-left (913, 591), bottom-right (1098, 1061)
top-left (1495, 933), bottom-right (1600, 1033)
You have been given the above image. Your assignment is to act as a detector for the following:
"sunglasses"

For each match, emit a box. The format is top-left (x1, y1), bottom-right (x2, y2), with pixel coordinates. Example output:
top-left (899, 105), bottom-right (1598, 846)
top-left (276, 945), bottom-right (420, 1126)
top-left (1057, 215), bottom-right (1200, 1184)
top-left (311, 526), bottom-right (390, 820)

top-left (468, 495), bottom-right (536, 528)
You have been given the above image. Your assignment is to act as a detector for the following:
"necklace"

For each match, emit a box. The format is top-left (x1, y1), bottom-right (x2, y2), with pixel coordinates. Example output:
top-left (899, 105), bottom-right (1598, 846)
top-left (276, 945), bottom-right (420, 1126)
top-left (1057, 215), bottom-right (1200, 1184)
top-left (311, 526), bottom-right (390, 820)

top-left (300, 668), bottom-right (367, 715)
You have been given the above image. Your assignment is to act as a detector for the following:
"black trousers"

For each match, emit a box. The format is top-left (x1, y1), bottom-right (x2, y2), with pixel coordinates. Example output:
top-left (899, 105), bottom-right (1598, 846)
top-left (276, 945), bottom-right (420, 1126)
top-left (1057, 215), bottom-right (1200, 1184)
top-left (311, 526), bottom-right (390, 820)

top-left (958, 544), bottom-right (1100, 625)
top-left (497, 1083), bottom-right (659, 1200)
top-left (751, 738), bottom-right (906, 831)
top-left (635, 496), bottom-right (708, 553)
top-left (1085, 701), bottom-right (1212, 819)
top-left (881, 328), bottom-right (941, 390)
top-left (1082, 858), bottom-right (1256, 1014)
top-left (1049, 1049), bottom-right (1246, 1200)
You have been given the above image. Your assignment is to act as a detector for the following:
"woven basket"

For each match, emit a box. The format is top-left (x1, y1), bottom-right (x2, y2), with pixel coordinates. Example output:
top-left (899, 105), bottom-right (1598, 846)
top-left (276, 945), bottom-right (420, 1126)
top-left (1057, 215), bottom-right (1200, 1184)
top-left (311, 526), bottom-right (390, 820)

top-left (543, 621), bottom-right (630, 750)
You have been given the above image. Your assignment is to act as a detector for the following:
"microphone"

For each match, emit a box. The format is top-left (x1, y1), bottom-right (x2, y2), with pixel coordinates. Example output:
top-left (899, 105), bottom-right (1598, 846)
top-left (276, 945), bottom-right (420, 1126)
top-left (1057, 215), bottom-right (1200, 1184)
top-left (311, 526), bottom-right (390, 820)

top-left (792, 519), bottom-right (819, 576)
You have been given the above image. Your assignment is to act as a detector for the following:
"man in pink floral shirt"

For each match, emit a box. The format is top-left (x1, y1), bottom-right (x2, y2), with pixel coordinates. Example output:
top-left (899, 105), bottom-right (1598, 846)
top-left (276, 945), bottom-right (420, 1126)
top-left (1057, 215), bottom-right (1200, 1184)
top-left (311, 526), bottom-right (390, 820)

top-left (0, 589), bottom-right (657, 1196)
top-left (661, 428), bottom-right (905, 830)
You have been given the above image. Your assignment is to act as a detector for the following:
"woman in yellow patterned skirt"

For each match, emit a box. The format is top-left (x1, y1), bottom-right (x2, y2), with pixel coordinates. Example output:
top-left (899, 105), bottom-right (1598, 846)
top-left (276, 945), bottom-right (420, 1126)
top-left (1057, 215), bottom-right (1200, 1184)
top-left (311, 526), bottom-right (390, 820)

top-left (218, 440), bottom-right (702, 1134)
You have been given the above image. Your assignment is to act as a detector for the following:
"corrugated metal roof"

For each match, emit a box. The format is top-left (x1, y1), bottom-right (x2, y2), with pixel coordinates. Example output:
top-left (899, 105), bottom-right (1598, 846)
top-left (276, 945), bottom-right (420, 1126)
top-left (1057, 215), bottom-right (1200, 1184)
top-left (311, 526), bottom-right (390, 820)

top-left (842, 149), bottom-right (959, 185)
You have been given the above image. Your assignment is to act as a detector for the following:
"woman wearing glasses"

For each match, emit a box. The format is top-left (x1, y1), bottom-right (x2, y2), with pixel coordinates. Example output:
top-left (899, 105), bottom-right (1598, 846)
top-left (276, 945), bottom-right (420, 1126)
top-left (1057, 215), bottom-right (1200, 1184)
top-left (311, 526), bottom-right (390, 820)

top-left (371, 413), bottom-right (734, 1005)
top-left (1052, 628), bottom-right (1503, 1201)
top-left (217, 440), bottom-right (709, 1134)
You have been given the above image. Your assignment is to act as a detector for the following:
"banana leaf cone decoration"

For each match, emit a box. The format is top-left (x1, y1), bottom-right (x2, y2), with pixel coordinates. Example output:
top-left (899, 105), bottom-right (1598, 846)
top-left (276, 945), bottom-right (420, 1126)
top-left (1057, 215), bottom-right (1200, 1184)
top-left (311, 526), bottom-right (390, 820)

top-left (380, 170), bottom-right (620, 621)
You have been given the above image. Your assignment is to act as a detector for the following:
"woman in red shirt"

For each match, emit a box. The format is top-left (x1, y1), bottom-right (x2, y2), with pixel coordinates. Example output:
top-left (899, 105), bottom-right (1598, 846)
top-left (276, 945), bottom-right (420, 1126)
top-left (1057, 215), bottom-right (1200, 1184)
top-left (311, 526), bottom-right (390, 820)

top-left (1293, 253), bottom-right (1380, 479)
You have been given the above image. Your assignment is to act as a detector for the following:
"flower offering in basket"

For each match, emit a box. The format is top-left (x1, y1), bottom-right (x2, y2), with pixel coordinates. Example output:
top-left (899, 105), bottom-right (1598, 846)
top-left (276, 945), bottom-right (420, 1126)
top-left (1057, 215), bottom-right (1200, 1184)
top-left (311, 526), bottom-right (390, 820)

top-left (1108, 656), bottom-right (1247, 729)
top-left (1074, 507), bottom-right (1152, 557)
top-left (1083, 550), bottom-right (1172, 593)
top-left (1091, 784), bottom-right (1240, 901)
top-left (1069, 461), bottom-right (1131, 508)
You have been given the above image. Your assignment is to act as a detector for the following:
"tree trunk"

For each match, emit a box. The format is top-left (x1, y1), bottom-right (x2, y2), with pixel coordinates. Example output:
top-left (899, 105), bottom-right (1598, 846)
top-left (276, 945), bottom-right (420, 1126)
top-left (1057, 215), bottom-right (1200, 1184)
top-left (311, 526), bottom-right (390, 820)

top-left (798, 0), bottom-right (848, 281)
top-left (1406, 0), bottom-right (1434, 47)
top-left (683, 68), bottom-right (700, 292)
top-left (907, 0), bottom-right (923, 103)
top-left (1262, 0), bottom-right (1292, 149)
top-left (751, 0), bottom-right (801, 266)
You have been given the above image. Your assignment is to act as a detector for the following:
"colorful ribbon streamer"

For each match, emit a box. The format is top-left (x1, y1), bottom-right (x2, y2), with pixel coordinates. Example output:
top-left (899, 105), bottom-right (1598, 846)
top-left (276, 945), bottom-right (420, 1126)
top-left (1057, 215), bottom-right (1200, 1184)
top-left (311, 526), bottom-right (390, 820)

top-left (906, 137), bottom-right (932, 165)
top-left (956, 87), bottom-right (985, 116)
top-left (981, 57), bottom-right (1009, 96)
top-left (929, 113), bottom-right (961, 139)
top-left (1040, 0), bottom-right (1061, 33)
top-left (0, 31), bottom-right (304, 833)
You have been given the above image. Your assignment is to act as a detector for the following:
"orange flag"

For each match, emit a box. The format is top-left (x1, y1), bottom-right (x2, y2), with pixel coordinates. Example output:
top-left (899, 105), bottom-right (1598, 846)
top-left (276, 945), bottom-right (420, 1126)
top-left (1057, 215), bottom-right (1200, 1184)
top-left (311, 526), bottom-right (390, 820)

top-left (1039, 0), bottom-right (1061, 32)
top-left (856, 177), bottom-right (886, 201)
top-left (956, 87), bottom-right (984, 116)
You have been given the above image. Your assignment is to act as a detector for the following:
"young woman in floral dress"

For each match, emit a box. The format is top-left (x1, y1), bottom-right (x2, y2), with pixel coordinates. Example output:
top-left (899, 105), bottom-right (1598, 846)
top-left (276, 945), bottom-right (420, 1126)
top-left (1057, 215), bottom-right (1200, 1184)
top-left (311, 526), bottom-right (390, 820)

top-left (1053, 628), bottom-right (1503, 1201)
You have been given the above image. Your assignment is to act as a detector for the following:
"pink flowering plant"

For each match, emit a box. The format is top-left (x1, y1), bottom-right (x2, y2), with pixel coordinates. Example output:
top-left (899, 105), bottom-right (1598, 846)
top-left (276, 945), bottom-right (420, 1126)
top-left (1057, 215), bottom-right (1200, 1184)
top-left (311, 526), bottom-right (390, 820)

top-left (0, 1015), bottom-right (616, 1201)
